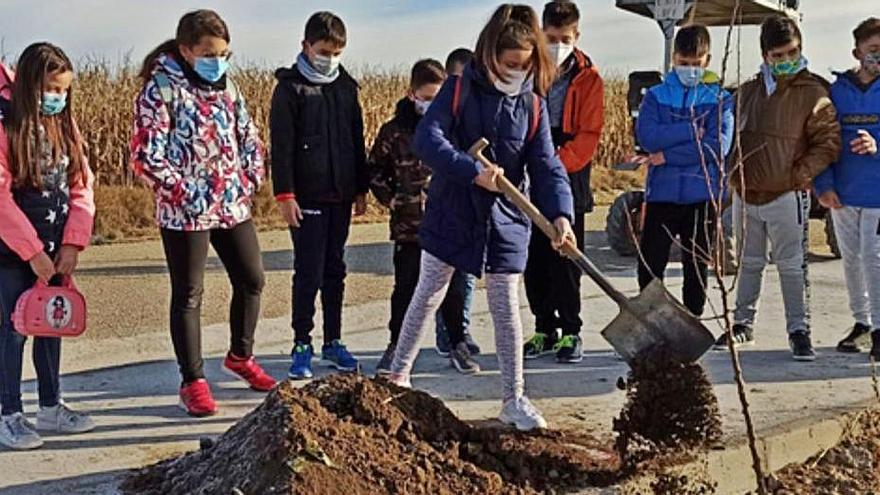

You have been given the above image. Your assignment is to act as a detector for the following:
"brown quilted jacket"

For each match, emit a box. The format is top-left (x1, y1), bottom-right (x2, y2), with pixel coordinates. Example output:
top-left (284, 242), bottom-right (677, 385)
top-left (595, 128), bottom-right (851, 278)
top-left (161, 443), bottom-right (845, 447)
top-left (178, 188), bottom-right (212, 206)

top-left (732, 70), bottom-right (841, 205)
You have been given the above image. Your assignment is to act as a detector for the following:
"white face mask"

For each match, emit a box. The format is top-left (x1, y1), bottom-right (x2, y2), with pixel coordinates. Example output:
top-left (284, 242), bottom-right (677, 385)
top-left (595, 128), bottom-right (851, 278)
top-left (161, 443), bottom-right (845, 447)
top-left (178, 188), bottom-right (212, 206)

top-left (413, 97), bottom-right (431, 115)
top-left (311, 53), bottom-right (341, 76)
top-left (547, 43), bottom-right (574, 67)
top-left (494, 69), bottom-right (528, 96)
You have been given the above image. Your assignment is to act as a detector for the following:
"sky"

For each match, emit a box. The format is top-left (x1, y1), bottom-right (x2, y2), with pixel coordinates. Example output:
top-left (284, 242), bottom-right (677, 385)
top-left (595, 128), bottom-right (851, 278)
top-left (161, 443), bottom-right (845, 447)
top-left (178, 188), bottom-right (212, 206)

top-left (1, 0), bottom-right (877, 80)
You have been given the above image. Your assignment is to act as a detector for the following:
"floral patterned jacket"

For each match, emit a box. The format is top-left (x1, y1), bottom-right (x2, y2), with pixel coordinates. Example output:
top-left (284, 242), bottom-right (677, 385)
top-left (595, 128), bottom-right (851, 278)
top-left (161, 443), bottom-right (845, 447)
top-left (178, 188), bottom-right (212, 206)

top-left (130, 52), bottom-right (265, 231)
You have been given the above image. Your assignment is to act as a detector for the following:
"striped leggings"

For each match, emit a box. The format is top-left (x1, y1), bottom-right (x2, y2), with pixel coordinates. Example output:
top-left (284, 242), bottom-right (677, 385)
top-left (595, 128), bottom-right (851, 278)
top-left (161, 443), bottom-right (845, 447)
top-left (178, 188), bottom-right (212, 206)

top-left (390, 251), bottom-right (524, 401)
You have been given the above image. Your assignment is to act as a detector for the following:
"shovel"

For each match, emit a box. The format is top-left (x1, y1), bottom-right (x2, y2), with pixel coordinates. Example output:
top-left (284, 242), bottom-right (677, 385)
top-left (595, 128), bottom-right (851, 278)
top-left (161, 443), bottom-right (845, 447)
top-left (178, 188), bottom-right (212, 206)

top-left (467, 138), bottom-right (715, 365)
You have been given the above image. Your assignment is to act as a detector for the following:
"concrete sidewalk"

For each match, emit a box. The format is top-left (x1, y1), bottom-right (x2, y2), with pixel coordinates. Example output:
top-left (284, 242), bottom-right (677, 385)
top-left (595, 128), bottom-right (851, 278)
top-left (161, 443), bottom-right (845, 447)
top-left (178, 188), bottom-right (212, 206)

top-left (0, 247), bottom-right (875, 494)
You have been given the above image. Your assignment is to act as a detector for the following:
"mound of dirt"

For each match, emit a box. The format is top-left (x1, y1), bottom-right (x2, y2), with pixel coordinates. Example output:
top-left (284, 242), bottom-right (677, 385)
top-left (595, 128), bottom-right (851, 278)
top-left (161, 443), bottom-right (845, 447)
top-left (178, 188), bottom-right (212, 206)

top-left (122, 375), bottom-right (619, 495)
top-left (769, 409), bottom-right (880, 494)
top-left (613, 355), bottom-right (722, 467)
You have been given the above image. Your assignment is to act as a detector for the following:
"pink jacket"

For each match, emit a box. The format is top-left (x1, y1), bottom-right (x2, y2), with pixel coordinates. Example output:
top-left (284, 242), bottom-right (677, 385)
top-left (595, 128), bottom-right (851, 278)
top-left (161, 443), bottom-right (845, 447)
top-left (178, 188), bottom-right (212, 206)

top-left (0, 124), bottom-right (96, 262)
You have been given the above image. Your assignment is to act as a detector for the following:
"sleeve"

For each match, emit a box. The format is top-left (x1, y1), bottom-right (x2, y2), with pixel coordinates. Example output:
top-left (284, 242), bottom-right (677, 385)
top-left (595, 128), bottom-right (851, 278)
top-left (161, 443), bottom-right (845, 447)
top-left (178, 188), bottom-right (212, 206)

top-left (352, 88), bottom-right (369, 196)
top-left (62, 159), bottom-right (96, 249)
top-left (526, 99), bottom-right (574, 222)
top-left (269, 83), bottom-right (297, 200)
top-left (234, 94), bottom-right (266, 192)
top-left (635, 90), bottom-right (697, 153)
top-left (129, 79), bottom-right (186, 204)
top-left (662, 92), bottom-right (734, 168)
top-left (412, 78), bottom-right (482, 186)
top-left (367, 123), bottom-right (396, 208)
top-left (813, 165), bottom-right (836, 195)
top-left (793, 95), bottom-right (842, 186)
top-left (557, 76), bottom-right (604, 173)
top-left (0, 127), bottom-right (44, 261)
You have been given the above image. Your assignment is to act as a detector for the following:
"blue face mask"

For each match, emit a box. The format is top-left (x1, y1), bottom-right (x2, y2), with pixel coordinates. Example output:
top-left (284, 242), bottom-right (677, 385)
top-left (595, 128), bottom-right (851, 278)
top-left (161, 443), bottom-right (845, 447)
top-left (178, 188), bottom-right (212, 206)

top-left (674, 66), bottom-right (705, 87)
top-left (193, 57), bottom-right (230, 82)
top-left (41, 92), bottom-right (67, 116)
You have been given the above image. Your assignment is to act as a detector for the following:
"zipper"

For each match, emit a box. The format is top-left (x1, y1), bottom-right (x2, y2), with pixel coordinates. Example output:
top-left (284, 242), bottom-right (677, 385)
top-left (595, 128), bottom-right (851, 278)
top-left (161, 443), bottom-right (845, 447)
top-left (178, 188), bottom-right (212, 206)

top-left (569, 89), bottom-right (578, 132)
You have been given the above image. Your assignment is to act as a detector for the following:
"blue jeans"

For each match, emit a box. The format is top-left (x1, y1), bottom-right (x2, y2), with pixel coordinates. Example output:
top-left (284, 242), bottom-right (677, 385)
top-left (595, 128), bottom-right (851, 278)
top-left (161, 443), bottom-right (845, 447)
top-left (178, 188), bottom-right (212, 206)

top-left (0, 262), bottom-right (61, 415)
top-left (435, 270), bottom-right (475, 345)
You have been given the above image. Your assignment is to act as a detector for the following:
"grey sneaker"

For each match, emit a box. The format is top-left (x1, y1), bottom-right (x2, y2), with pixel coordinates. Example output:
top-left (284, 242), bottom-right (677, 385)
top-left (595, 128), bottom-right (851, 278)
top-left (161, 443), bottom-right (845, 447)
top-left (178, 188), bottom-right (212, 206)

top-left (0, 413), bottom-right (43, 450)
top-left (36, 402), bottom-right (95, 434)
top-left (375, 343), bottom-right (395, 376)
top-left (450, 342), bottom-right (481, 375)
top-left (499, 396), bottom-right (547, 431)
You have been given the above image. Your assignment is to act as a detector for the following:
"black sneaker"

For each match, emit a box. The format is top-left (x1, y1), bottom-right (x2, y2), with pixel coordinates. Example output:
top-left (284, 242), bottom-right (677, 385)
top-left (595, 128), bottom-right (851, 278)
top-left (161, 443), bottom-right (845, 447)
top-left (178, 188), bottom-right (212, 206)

top-left (870, 331), bottom-right (880, 360)
top-left (555, 335), bottom-right (584, 364)
top-left (462, 332), bottom-right (481, 355)
top-left (789, 331), bottom-right (816, 362)
top-left (375, 343), bottom-right (395, 376)
top-left (713, 324), bottom-right (755, 350)
top-left (837, 323), bottom-right (871, 353)
top-left (435, 327), bottom-right (452, 357)
top-left (450, 342), bottom-right (480, 375)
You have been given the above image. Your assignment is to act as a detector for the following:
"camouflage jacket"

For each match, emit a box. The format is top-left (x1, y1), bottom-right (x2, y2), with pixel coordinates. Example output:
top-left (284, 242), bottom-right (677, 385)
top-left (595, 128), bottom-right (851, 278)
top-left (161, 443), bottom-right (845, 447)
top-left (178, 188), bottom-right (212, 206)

top-left (368, 98), bottom-right (431, 243)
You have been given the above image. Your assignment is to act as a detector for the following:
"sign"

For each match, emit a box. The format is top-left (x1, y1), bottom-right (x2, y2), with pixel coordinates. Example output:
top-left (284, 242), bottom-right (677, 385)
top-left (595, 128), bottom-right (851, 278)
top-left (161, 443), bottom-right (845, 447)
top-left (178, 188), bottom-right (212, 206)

top-left (654, 0), bottom-right (686, 21)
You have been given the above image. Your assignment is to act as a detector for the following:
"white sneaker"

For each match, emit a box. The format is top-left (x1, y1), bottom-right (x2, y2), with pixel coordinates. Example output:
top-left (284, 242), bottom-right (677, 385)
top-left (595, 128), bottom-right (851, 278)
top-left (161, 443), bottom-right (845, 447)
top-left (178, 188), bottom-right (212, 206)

top-left (37, 401), bottom-right (95, 434)
top-left (0, 413), bottom-right (43, 450)
top-left (499, 396), bottom-right (547, 431)
top-left (387, 373), bottom-right (412, 389)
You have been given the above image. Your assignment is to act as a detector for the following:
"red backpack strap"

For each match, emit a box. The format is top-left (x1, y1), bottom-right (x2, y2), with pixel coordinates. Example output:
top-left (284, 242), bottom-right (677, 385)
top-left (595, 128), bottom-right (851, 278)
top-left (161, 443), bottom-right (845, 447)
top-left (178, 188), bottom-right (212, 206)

top-left (527, 93), bottom-right (541, 142)
top-left (451, 76), bottom-right (463, 118)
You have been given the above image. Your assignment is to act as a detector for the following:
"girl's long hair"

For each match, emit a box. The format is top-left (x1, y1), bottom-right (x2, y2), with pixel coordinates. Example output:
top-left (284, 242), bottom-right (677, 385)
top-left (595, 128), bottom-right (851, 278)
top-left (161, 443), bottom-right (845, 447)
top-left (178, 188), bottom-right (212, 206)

top-left (7, 42), bottom-right (85, 189)
top-left (474, 4), bottom-right (555, 96)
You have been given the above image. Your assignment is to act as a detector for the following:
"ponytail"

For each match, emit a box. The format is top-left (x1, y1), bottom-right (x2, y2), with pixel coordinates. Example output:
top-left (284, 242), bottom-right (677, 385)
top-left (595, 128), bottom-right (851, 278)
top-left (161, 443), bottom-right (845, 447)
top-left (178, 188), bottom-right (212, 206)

top-left (138, 39), bottom-right (177, 81)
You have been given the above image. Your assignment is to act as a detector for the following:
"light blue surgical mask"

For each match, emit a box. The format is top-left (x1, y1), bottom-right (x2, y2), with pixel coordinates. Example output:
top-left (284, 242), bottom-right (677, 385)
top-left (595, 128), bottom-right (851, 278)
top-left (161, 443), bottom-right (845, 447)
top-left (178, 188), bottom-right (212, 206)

top-left (40, 91), bottom-right (67, 116)
top-left (194, 57), bottom-right (230, 82)
top-left (674, 66), bottom-right (705, 87)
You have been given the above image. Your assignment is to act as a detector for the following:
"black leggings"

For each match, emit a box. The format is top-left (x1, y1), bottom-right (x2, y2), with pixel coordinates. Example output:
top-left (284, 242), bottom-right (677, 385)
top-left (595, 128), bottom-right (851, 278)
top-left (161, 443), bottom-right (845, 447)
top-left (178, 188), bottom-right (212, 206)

top-left (161, 220), bottom-right (265, 384)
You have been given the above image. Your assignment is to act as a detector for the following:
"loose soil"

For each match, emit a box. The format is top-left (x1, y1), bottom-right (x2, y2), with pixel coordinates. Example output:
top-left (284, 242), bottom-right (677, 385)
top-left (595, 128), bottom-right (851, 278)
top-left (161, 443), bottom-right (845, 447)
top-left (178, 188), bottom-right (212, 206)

top-left (122, 375), bottom-right (620, 495)
top-left (613, 354), bottom-right (723, 468)
top-left (768, 408), bottom-right (880, 495)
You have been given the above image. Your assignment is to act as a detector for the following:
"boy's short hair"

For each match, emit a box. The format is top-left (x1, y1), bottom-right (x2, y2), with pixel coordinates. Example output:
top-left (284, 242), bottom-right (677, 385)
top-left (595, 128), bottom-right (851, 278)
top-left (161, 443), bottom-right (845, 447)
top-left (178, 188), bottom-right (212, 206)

top-left (304, 11), bottom-right (347, 47)
top-left (760, 15), bottom-right (802, 54)
top-left (444, 48), bottom-right (474, 74)
top-left (674, 24), bottom-right (711, 57)
top-left (854, 17), bottom-right (880, 45)
top-left (542, 0), bottom-right (580, 28)
top-left (411, 59), bottom-right (446, 89)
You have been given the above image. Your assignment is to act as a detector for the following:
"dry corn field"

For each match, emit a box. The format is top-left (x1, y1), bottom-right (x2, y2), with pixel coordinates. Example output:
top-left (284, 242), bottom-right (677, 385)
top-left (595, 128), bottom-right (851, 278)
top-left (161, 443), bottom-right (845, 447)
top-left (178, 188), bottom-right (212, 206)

top-left (72, 63), bottom-right (640, 241)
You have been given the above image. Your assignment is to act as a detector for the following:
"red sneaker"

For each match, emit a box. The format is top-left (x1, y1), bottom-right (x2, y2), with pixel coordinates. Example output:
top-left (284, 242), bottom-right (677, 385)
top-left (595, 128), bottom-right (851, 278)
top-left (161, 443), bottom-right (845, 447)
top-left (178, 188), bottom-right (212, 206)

top-left (222, 353), bottom-right (277, 392)
top-left (179, 379), bottom-right (218, 417)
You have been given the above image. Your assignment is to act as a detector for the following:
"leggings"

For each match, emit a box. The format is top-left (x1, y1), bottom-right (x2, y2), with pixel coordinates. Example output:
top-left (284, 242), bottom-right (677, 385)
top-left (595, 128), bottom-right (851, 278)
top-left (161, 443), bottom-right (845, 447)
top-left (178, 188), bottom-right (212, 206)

top-left (161, 220), bottom-right (265, 384)
top-left (391, 251), bottom-right (524, 401)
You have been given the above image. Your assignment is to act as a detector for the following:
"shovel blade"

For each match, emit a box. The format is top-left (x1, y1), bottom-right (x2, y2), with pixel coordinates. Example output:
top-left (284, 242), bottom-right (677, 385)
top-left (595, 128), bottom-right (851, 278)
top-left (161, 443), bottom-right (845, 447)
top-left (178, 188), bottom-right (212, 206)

top-left (600, 279), bottom-right (716, 365)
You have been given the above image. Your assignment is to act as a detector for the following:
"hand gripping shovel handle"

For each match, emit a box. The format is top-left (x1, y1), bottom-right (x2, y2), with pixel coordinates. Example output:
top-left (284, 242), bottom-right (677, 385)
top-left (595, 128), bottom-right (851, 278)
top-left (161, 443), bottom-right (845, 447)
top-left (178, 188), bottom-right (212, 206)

top-left (467, 138), bottom-right (630, 307)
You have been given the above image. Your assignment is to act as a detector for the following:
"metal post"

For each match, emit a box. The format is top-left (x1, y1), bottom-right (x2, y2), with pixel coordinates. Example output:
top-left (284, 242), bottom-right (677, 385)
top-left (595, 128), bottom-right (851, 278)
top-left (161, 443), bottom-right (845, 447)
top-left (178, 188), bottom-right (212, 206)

top-left (660, 19), bottom-right (676, 73)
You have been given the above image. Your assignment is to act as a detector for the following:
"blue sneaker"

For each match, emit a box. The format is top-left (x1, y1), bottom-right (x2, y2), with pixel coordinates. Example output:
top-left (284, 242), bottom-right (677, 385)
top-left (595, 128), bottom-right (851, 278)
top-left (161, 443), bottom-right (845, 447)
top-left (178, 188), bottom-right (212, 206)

top-left (288, 344), bottom-right (314, 380)
top-left (321, 340), bottom-right (359, 372)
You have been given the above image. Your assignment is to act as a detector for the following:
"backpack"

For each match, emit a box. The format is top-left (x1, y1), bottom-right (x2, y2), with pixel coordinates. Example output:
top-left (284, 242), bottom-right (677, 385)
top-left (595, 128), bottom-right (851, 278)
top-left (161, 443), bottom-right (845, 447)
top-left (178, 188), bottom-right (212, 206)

top-left (451, 74), bottom-right (541, 143)
top-left (152, 72), bottom-right (243, 129)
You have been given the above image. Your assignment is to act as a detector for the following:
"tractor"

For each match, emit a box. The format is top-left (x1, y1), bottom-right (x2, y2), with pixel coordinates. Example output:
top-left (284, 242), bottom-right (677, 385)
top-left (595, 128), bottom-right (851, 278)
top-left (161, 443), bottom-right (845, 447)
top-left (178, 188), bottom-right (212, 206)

top-left (604, 0), bottom-right (840, 261)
